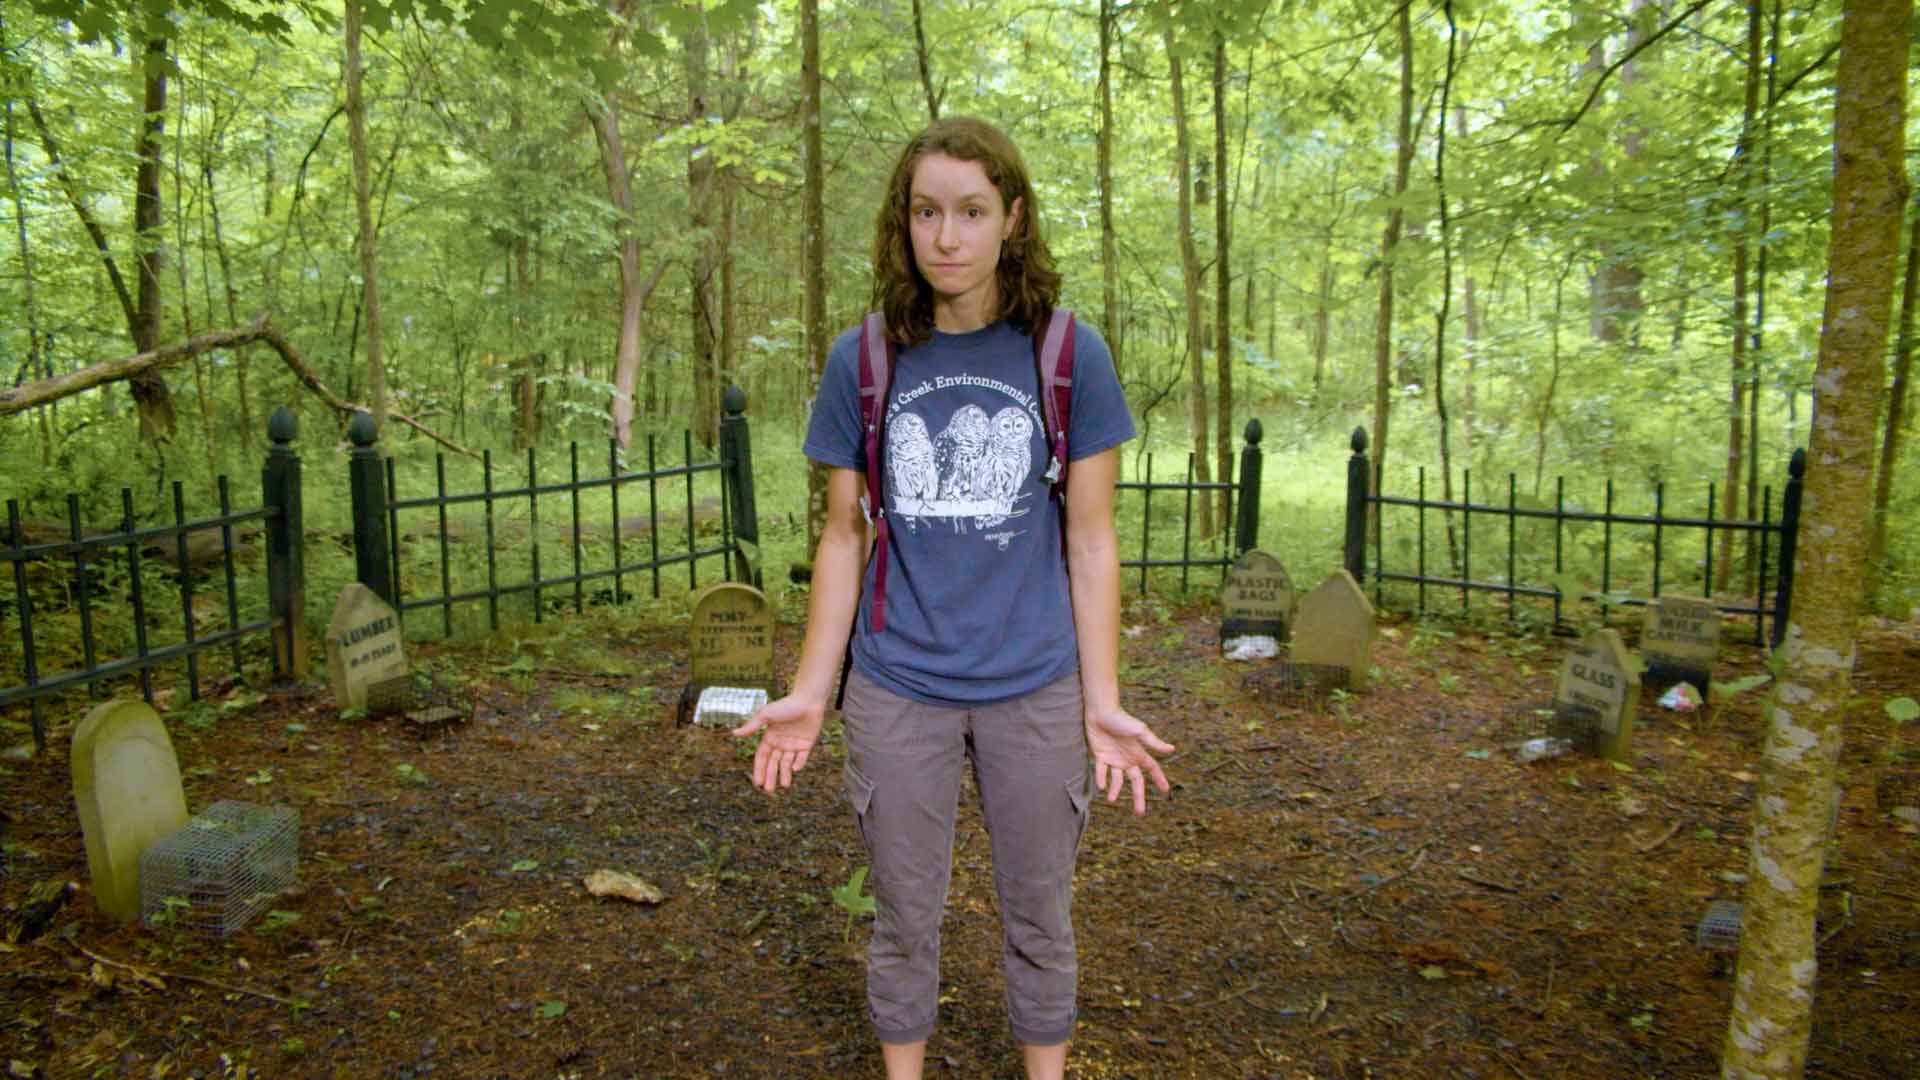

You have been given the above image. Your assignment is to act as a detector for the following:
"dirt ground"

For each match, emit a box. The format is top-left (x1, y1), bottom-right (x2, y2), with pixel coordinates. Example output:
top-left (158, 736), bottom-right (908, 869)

top-left (3, 597), bottom-right (1917, 1079)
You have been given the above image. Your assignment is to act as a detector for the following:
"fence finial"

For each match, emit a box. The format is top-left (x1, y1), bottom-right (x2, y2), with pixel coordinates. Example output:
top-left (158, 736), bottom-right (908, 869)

top-left (723, 385), bottom-right (747, 417)
top-left (1242, 418), bottom-right (1263, 445)
top-left (1351, 426), bottom-right (1368, 454)
top-left (348, 409), bottom-right (377, 448)
top-left (268, 406), bottom-right (297, 446)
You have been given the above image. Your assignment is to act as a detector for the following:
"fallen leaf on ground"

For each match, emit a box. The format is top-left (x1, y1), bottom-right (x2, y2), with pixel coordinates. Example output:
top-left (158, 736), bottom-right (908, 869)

top-left (583, 870), bottom-right (664, 905)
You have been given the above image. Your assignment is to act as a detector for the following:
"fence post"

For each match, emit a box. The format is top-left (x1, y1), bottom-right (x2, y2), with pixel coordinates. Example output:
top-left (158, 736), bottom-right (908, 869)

top-left (1770, 448), bottom-right (1805, 650)
top-left (262, 407), bottom-right (307, 683)
top-left (1233, 418), bottom-right (1264, 555)
top-left (1345, 426), bottom-right (1370, 582)
top-left (719, 385), bottom-right (762, 588)
top-left (347, 410), bottom-right (394, 606)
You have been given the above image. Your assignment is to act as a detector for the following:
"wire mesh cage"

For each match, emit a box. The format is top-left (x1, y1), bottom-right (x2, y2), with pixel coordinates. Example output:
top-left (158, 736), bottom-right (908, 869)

top-left (1497, 701), bottom-right (1557, 742)
top-left (1696, 899), bottom-right (1743, 952)
top-left (139, 801), bottom-right (298, 936)
top-left (1547, 702), bottom-right (1604, 755)
top-left (1246, 661), bottom-right (1350, 707)
top-left (365, 672), bottom-right (470, 734)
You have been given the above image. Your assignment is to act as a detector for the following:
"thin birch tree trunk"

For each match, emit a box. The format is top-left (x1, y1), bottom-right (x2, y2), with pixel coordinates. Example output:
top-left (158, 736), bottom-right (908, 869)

top-left (1718, 0), bottom-right (1763, 594)
top-left (1164, 26), bottom-right (1212, 540)
top-left (911, 0), bottom-right (939, 123)
top-left (1371, 1), bottom-right (1413, 533)
top-left (1097, 0), bottom-right (1118, 374)
top-left (1722, 1), bottom-right (1909, 1073)
top-left (131, 22), bottom-right (176, 441)
top-left (1212, 31), bottom-right (1232, 535)
top-left (1866, 192), bottom-right (1919, 601)
top-left (345, 0), bottom-right (388, 442)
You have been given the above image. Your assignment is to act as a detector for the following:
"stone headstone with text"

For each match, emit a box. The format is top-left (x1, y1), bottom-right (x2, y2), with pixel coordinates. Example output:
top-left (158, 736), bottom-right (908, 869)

top-left (685, 583), bottom-right (775, 725)
top-left (326, 583), bottom-right (406, 711)
top-left (1221, 550), bottom-right (1294, 651)
top-left (1553, 629), bottom-right (1638, 762)
top-left (1642, 596), bottom-right (1720, 696)
top-left (71, 700), bottom-right (190, 922)
top-left (1290, 570), bottom-right (1376, 691)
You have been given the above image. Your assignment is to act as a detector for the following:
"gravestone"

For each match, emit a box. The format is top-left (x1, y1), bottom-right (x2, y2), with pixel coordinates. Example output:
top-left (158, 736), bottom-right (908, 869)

top-left (1221, 550), bottom-right (1293, 652)
top-left (1553, 629), bottom-right (1639, 762)
top-left (326, 583), bottom-right (406, 711)
top-left (683, 582), bottom-right (776, 725)
top-left (1642, 596), bottom-right (1720, 696)
top-left (71, 700), bottom-right (190, 922)
top-left (1290, 570), bottom-right (1376, 691)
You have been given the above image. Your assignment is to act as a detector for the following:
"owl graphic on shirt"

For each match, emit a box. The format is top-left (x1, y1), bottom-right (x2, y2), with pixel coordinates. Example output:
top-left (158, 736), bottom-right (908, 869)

top-left (935, 404), bottom-right (992, 501)
top-left (887, 412), bottom-right (939, 522)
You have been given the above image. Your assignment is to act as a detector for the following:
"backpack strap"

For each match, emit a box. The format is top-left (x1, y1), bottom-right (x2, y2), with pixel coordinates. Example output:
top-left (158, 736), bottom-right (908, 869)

top-left (1035, 308), bottom-right (1075, 502)
top-left (856, 312), bottom-right (895, 634)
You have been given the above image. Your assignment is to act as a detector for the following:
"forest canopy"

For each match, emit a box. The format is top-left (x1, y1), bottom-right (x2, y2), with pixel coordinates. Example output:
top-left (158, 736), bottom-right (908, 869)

top-left (0, 0), bottom-right (1916, 608)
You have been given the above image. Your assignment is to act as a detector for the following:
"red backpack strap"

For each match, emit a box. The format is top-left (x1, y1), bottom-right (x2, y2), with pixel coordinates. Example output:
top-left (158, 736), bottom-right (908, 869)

top-left (1035, 308), bottom-right (1075, 501)
top-left (856, 313), bottom-right (894, 633)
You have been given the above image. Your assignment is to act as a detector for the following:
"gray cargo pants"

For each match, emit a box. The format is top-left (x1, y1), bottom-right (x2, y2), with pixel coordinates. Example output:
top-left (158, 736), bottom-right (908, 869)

top-left (841, 667), bottom-right (1092, 1047)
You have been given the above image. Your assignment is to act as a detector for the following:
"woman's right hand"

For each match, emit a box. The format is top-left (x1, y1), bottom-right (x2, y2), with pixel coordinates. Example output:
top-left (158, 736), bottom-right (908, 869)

top-left (730, 695), bottom-right (826, 794)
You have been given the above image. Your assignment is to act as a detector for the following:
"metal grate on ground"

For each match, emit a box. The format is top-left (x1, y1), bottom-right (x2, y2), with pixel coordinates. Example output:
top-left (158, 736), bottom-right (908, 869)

top-left (1548, 702), bottom-right (1604, 755)
top-left (1246, 661), bottom-right (1350, 708)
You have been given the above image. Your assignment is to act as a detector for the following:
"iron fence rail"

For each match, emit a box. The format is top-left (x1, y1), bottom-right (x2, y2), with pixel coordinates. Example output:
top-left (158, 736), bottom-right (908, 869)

top-left (1342, 426), bottom-right (1804, 646)
top-left (1, 407), bottom-right (306, 749)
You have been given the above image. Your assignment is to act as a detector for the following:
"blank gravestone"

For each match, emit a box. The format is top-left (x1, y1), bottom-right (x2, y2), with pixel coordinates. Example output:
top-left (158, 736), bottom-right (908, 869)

top-left (1642, 596), bottom-right (1720, 697)
top-left (1221, 550), bottom-right (1293, 655)
top-left (682, 582), bottom-right (776, 727)
top-left (1290, 570), bottom-right (1376, 691)
top-left (1552, 629), bottom-right (1639, 762)
top-left (72, 700), bottom-right (190, 922)
top-left (326, 583), bottom-right (407, 711)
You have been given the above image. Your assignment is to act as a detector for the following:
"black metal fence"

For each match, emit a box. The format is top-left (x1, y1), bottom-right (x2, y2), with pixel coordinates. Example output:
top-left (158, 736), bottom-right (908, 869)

top-left (3, 388), bottom-right (1260, 751)
top-left (1, 407), bottom-right (306, 750)
top-left (356, 389), bottom-right (758, 635)
top-left (1341, 427), bottom-right (1804, 646)
top-left (1120, 419), bottom-right (1265, 591)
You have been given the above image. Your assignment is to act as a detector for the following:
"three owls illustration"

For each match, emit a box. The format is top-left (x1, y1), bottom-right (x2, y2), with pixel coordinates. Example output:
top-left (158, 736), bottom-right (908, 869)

top-left (888, 400), bottom-right (1038, 531)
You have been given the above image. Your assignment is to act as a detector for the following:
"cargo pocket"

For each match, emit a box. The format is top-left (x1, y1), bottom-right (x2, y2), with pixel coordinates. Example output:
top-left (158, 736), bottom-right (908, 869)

top-left (1066, 770), bottom-right (1092, 852)
top-left (844, 760), bottom-right (877, 851)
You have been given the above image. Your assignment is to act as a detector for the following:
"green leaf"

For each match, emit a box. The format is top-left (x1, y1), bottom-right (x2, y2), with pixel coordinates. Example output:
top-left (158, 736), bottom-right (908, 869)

top-left (511, 858), bottom-right (539, 873)
top-left (1608, 760), bottom-right (1635, 773)
top-left (1418, 966), bottom-right (1447, 980)
top-left (1714, 673), bottom-right (1772, 702)
top-left (830, 866), bottom-right (876, 917)
top-left (537, 1000), bottom-right (567, 1019)
top-left (1885, 697), bottom-right (1919, 724)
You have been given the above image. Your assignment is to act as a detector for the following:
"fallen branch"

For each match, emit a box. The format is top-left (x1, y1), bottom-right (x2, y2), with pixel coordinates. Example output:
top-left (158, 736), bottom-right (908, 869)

top-left (1329, 843), bottom-right (1432, 908)
top-left (0, 316), bottom-right (478, 459)
top-left (68, 940), bottom-right (300, 1006)
top-left (1457, 869), bottom-right (1521, 893)
top-left (1632, 820), bottom-right (1683, 854)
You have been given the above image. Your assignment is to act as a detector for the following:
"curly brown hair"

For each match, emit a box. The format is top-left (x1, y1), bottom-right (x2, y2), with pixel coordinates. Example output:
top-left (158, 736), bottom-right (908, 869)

top-left (871, 117), bottom-right (1062, 346)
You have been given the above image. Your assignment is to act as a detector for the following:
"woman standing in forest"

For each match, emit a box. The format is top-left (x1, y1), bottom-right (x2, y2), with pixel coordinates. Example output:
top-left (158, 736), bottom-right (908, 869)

top-left (729, 116), bottom-right (1174, 1079)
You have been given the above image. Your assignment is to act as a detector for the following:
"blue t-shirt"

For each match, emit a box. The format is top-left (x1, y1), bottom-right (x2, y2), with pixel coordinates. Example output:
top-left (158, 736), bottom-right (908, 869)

top-left (804, 317), bottom-right (1135, 706)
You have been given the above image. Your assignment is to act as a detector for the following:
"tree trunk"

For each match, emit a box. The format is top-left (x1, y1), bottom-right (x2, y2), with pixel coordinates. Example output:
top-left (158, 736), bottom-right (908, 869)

top-left (171, 71), bottom-right (218, 484)
top-left (203, 154), bottom-right (252, 451)
top-left (1097, 0), bottom-right (1118, 374)
top-left (1434, 2), bottom-right (1461, 577)
top-left (27, 98), bottom-right (137, 337)
top-left (345, 0), bottom-right (388, 443)
top-left (588, 82), bottom-right (664, 449)
top-left (1370, 1), bottom-right (1414, 519)
top-left (911, 0), bottom-right (939, 123)
top-left (1866, 191), bottom-right (1919, 601)
top-left (1745, 0), bottom-right (1783, 591)
top-left (1212, 31), bottom-right (1232, 535)
top-left (685, 10), bottom-right (718, 449)
top-left (721, 168), bottom-right (736, 397)
top-left (801, 0), bottom-right (829, 552)
top-left (1589, 0), bottom-right (1650, 342)
top-left (1, 19), bottom-right (50, 464)
top-left (1721, 1), bottom-right (1909, 1075)
top-left (1456, 105), bottom-right (1478, 463)
top-left (1164, 26), bottom-right (1212, 540)
top-left (1717, 0), bottom-right (1763, 594)
top-left (131, 29), bottom-right (176, 440)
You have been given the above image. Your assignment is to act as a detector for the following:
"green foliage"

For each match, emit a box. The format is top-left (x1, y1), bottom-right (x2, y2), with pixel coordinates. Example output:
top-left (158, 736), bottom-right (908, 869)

top-left (830, 864), bottom-right (875, 939)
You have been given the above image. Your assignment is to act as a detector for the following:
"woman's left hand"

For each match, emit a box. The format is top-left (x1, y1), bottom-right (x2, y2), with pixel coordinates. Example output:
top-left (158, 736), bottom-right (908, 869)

top-left (1085, 707), bottom-right (1174, 816)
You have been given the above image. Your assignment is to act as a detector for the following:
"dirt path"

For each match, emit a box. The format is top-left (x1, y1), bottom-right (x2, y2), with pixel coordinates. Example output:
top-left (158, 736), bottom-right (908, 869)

top-left (3, 601), bottom-right (1917, 1078)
